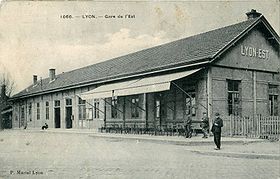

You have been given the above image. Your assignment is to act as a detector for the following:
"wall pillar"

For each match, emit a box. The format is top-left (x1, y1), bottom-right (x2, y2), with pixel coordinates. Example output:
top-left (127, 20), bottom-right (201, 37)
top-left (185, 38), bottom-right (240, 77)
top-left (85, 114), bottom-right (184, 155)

top-left (104, 98), bottom-right (107, 128)
top-left (253, 71), bottom-right (257, 117)
top-left (123, 96), bottom-right (126, 127)
top-left (207, 67), bottom-right (213, 125)
top-left (144, 93), bottom-right (148, 129)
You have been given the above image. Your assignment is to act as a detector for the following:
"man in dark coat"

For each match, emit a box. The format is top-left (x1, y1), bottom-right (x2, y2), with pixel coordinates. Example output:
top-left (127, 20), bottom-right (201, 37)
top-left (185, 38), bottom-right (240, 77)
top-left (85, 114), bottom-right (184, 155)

top-left (185, 115), bottom-right (192, 138)
top-left (200, 112), bottom-right (209, 138)
top-left (211, 113), bottom-right (223, 150)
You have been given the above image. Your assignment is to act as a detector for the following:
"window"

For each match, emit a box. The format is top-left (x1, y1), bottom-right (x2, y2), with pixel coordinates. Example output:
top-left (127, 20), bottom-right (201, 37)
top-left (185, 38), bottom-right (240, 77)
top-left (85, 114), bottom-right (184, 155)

top-left (45, 101), bottom-right (49, 120)
top-left (54, 100), bottom-right (60, 107)
top-left (87, 108), bottom-right (93, 120)
top-left (94, 99), bottom-right (100, 119)
top-left (269, 85), bottom-right (278, 116)
top-left (131, 96), bottom-right (139, 118)
top-left (228, 80), bottom-right (241, 116)
top-left (185, 93), bottom-right (196, 116)
top-left (66, 98), bottom-right (72, 106)
top-left (15, 106), bottom-right (19, 121)
top-left (28, 103), bottom-right (32, 121)
top-left (78, 97), bottom-right (86, 120)
top-left (36, 103), bottom-right (40, 120)
top-left (155, 93), bottom-right (164, 118)
top-left (155, 100), bottom-right (160, 118)
top-left (21, 105), bottom-right (25, 120)
top-left (111, 97), bottom-right (118, 118)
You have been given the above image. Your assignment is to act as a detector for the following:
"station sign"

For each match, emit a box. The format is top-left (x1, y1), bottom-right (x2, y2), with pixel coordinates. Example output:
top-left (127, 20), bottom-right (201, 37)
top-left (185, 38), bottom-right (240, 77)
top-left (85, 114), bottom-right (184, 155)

top-left (241, 45), bottom-right (269, 59)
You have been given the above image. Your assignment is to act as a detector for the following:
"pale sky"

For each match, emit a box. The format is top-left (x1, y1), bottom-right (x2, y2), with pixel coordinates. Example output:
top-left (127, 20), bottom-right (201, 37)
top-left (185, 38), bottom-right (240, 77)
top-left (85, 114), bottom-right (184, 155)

top-left (0, 0), bottom-right (279, 94)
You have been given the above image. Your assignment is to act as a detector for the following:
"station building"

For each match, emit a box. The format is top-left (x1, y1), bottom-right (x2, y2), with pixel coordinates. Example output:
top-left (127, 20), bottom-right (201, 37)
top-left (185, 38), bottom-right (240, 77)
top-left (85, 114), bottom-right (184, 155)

top-left (10, 10), bottom-right (279, 131)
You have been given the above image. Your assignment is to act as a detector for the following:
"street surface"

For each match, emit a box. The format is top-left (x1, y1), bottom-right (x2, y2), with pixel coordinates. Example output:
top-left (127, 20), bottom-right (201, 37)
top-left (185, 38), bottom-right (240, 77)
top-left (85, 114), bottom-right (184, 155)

top-left (0, 130), bottom-right (279, 179)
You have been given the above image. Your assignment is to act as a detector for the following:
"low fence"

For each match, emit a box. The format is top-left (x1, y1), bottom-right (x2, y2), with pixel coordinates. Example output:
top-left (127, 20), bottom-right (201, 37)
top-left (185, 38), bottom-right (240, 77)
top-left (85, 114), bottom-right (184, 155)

top-left (222, 116), bottom-right (280, 139)
top-left (100, 116), bottom-right (279, 139)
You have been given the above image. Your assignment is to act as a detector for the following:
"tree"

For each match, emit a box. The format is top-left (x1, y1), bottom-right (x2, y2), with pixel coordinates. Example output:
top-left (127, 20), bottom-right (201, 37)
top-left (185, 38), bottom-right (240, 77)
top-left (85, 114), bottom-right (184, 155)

top-left (0, 71), bottom-right (15, 130)
top-left (0, 72), bottom-right (15, 98)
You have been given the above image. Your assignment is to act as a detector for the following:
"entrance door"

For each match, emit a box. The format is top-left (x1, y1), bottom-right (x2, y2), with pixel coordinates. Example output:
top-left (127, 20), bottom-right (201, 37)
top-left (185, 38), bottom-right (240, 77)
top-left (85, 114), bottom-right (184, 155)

top-left (54, 108), bottom-right (61, 128)
top-left (65, 107), bottom-right (72, 129)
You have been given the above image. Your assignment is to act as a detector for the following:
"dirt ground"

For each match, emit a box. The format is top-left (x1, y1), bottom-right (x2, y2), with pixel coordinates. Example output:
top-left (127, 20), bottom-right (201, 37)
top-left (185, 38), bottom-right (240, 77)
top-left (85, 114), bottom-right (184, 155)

top-left (0, 130), bottom-right (279, 179)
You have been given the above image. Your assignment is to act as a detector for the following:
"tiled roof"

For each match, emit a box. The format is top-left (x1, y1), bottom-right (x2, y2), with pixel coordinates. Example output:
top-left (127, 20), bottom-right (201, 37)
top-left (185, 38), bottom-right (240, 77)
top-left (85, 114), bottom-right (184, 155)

top-left (12, 17), bottom-right (260, 99)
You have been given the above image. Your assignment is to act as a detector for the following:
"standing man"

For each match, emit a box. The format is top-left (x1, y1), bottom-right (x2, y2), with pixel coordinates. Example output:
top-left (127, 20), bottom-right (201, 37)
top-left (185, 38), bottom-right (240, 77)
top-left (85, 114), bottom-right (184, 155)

top-left (185, 115), bottom-right (192, 138)
top-left (211, 113), bottom-right (223, 150)
top-left (200, 112), bottom-right (209, 138)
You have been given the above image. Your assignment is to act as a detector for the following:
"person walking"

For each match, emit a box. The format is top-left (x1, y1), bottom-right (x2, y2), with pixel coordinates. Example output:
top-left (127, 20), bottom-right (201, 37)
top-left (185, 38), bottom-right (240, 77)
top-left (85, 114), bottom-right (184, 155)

top-left (200, 112), bottom-right (209, 138)
top-left (211, 113), bottom-right (223, 150)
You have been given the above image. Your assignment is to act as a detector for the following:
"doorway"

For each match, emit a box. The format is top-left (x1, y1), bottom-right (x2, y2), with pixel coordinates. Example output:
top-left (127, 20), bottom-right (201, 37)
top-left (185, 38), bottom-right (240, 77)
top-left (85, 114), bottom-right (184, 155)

top-left (54, 108), bottom-right (61, 128)
top-left (65, 107), bottom-right (72, 129)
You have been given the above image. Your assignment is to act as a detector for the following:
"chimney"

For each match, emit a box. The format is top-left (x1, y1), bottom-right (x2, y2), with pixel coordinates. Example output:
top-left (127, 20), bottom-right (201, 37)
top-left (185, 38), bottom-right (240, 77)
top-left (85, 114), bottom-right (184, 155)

top-left (246, 9), bottom-right (262, 20)
top-left (49, 68), bottom-right (56, 81)
top-left (33, 75), bottom-right (38, 85)
top-left (1, 84), bottom-right (6, 99)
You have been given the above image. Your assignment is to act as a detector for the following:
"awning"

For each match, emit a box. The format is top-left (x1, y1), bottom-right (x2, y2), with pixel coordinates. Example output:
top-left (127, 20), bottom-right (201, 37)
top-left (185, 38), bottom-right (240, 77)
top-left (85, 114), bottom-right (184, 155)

top-left (79, 68), bottom-right (201, 100)
top-left (115, 68), bottom-right (201, 96)
top-left (78, 79), bottom-right (138, 100)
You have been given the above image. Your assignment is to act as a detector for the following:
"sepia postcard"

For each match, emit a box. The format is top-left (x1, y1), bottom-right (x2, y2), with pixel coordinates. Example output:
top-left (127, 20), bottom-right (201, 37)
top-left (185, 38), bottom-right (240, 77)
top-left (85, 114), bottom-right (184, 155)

top-left (0, 0), bottom-right (279, 178)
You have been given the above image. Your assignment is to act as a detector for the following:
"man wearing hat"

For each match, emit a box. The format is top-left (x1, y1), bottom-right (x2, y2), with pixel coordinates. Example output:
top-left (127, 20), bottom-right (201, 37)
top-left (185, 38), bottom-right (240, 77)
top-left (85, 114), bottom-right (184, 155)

top-left (211, 112), bottom-right (223, 150)
top-left (184, 114), bottom-right (192, 138)
top-left (200, 112), bottom-right (209, 138)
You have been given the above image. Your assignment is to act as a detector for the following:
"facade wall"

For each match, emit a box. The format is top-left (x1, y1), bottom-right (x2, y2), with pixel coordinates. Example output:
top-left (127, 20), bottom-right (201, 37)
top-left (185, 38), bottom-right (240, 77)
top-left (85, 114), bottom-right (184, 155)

top-left (211, 66), bottom-right (280, 118)
top-left (12, 84), bottom-right (106, 130)
top-left (12, 103), bottom-right (19, 128)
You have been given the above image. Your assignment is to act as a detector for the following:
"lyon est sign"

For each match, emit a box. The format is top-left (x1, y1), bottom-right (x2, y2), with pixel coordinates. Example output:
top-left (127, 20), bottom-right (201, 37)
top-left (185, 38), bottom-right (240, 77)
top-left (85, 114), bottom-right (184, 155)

top-left (241, 45), bottom-right (269, 59)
